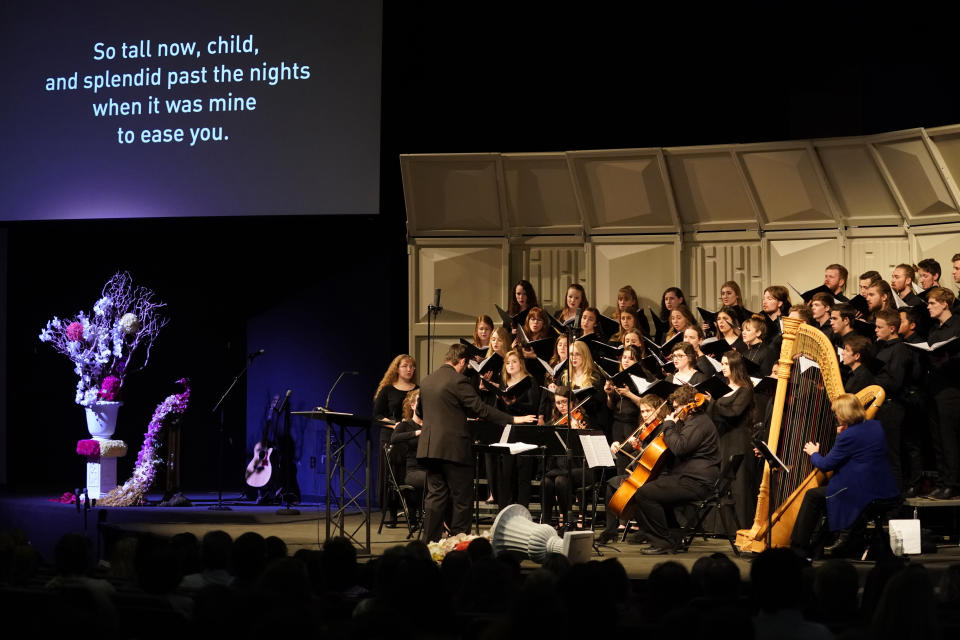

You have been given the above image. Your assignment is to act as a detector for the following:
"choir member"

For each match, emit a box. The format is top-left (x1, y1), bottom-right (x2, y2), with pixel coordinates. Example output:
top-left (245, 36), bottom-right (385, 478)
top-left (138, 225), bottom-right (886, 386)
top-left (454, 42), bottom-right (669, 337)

top-left (580, 306), bottom-right (603, 340)
top-left (741, 314), bottom-right (774, 376)
top-left (706, 350), bottom-right (758, 530)
top-left (472, 314), bottom-right (494, 353)
top-left (683, 325), bottom-right (718, 376)
top-left (611, 308), bottom-right (640, 345)
top-left (666, 304), bottom-right (697, 341)
top-left (891, 264), bottom-right (923, 306)
top-left (761, 285), bottom-right (791, 338)
top-left (809, 292), bottom-right (834, 337)
top-left (829, 303), bottom-right (857, 348)
top-left (840, 334), bottom-right (875, 394)
top-left (518, 306), bottom-right (553, 358)
top-left (917, 258), bottom-right (942, 291)
top-left (604, 344), bottom-right (646, 476)
top-left (716, 307), bottom-right (747, 353)
top-left (495, 350), bottom-right (541, 509)
top-left (666, 342), bottom-right (711, 386)
top-left (556, 283), bottom-right (589, 324)
top-left (824, 263), bottom-right (849, 299)
top-left (509, 279), bottom-right (539, 317)
top-left (924, 287), bottom-right (960, 499)
top-left (864, 280), bottom-right (895, 320)
top-left (873, 308), bottom-right (911, 489)
top-left (858, 270), bottom-right (882, 296)
top-left (659, 287), bottom-right (687, 323)
top-left (390, 389), bottom-right (427, 494)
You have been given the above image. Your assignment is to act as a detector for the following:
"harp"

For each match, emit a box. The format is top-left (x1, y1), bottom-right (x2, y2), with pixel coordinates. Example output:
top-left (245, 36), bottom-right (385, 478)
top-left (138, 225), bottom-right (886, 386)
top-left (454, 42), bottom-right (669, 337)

top-left (735, 317), bottom-right (885, 552)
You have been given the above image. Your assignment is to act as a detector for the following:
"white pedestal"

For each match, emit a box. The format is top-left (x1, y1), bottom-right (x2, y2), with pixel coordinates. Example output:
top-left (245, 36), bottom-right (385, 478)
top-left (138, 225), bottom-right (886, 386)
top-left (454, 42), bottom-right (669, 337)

top-left (86, 457), bottom-right (117, 499)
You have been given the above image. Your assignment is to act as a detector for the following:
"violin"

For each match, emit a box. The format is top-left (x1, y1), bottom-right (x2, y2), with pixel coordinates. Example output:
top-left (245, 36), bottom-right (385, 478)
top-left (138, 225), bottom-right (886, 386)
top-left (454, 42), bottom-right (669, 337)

top-left (607, 393), bottom-right (707, 517)
top-left (551, 395), bottom-right (590, 429)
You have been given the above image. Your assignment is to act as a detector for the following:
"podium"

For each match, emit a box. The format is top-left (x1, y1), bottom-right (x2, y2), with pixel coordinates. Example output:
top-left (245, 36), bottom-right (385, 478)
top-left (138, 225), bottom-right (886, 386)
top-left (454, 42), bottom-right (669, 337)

top-left (293, 408), bottom-right (373, 554)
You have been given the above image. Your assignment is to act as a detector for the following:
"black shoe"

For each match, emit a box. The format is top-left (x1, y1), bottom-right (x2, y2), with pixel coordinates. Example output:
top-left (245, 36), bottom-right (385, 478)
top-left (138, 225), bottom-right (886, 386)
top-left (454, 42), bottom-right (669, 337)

top-left (929, 487), bottom-right (956, 500)
top-left (595, 530), bottom-right (617, 545)
top-left (626, 532), bottom-right (649, 545)
top-left (823, 530), bottom-right (850, 555)
top-left (640, 544), bottom-right (674, 555)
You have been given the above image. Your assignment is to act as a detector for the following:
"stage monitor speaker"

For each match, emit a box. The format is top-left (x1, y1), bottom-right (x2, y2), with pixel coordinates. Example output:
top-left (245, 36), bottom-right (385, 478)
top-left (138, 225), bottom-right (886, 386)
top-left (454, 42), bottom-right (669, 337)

top-left (489, 504), bottom-right (593, 564)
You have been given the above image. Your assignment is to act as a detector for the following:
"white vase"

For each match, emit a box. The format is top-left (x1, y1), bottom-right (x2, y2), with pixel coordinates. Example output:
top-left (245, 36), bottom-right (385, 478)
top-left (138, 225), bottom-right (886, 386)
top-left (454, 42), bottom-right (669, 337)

top-left (85, 401), bottom-right (123, 440)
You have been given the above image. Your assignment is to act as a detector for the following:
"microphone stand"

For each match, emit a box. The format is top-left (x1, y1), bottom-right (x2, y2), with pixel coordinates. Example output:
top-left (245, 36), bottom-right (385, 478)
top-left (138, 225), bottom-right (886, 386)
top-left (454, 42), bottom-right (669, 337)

top-left (426, 296), bottom-right (443, 374)
top-left (561, 308), bottom-right (582, 534)
top-left (209, 351), bottom-right (262, 511)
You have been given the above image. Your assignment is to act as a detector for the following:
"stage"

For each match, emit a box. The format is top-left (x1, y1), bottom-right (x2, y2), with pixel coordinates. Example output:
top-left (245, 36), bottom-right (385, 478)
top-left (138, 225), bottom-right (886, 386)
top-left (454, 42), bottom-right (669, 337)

top-left (3, 491), bottom-right (959, 582)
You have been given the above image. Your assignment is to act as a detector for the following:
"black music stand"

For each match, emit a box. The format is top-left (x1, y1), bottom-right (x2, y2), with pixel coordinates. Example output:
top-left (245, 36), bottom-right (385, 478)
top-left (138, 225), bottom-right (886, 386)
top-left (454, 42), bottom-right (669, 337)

top-left (292, 408), bottom-right (373, 554)
top-left (754, 438), bottom-right (790, 549)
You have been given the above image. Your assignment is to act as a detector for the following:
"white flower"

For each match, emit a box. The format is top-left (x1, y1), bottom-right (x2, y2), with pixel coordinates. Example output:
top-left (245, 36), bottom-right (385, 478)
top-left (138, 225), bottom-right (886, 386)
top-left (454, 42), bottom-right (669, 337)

top-left (119, 313), bottom-right (140, 335)
top-left (93, 296), bottom-right (113, 317)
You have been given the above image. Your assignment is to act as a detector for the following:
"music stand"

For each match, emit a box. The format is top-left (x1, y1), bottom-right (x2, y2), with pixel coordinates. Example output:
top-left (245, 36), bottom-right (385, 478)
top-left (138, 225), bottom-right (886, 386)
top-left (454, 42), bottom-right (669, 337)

top-left (754, 438), bottom-right (790, 549)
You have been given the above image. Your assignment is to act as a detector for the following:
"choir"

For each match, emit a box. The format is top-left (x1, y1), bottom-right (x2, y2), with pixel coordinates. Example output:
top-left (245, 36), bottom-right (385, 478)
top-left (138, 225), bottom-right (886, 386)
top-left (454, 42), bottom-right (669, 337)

top-left (375, 254), bottom-right (960, 546)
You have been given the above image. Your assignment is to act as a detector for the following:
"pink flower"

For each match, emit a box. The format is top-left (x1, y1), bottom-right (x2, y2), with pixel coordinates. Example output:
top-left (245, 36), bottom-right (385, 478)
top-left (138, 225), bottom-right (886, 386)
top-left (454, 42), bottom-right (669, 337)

top-left (99, 376), bottom-right (121, 400)
top-left (76, 439), bottom-right (100, 459)
top-left (66, 321), bottom-right (84, 342)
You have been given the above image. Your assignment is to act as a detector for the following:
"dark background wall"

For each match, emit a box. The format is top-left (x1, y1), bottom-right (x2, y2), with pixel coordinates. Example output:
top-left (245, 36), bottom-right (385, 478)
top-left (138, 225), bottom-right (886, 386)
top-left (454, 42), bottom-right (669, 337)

top-left (3, 4), bottom-right (959, 496)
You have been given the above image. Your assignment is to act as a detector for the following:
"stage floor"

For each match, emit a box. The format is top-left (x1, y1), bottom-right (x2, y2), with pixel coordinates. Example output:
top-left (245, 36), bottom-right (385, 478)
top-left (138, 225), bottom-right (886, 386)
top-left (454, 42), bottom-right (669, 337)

top-left (2, 490), bottom-right (959, 581)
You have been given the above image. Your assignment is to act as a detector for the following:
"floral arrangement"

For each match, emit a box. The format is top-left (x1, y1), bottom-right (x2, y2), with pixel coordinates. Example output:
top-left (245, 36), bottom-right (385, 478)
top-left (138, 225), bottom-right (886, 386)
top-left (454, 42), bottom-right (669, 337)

top-left (427, 531), bottom-right (491, 563)
top-left (38, 272), bottom-right (168, 407)
top-left (99, 379), bottom-right (190, 507)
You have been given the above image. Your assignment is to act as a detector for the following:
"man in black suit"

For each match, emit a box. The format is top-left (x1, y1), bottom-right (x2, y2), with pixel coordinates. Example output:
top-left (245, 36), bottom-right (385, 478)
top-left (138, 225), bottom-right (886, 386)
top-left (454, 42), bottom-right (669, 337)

top-left (416, 343), bottom-right (536, 542)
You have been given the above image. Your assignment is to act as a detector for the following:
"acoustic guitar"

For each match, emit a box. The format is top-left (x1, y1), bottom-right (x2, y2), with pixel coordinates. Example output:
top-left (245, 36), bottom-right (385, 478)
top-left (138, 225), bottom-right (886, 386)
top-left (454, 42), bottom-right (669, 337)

top-left (245, 394), bottom-right (280, 488)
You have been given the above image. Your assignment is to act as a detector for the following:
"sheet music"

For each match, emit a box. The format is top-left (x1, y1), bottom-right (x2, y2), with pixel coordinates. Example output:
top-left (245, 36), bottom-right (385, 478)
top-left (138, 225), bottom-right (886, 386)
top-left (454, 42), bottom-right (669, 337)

top-left (578, 433), bottom-right (615, 468)
top-left (490, 442), bottom-right (539, 455)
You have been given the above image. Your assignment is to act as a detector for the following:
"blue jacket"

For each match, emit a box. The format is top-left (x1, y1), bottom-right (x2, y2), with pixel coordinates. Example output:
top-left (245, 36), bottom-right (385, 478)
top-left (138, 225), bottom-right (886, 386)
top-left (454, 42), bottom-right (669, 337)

top-left (809, 419), bottom-right (898, 531)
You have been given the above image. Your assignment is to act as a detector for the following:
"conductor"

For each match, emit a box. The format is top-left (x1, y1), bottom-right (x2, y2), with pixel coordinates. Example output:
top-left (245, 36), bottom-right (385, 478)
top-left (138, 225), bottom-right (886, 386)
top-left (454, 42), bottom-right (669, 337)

top-left (416, 343), bottom-right (537, 542)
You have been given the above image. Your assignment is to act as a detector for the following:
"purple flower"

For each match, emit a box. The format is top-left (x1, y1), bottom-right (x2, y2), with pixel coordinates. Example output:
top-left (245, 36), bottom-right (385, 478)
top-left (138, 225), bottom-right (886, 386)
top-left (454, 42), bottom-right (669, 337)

top-left (99, 375), bottom-right (121, 400)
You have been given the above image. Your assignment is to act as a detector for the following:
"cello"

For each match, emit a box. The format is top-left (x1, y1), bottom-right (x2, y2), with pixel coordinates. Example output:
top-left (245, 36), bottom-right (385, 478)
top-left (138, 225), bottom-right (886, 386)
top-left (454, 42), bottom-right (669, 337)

top-left (607, 393), bottom-right (706, 517)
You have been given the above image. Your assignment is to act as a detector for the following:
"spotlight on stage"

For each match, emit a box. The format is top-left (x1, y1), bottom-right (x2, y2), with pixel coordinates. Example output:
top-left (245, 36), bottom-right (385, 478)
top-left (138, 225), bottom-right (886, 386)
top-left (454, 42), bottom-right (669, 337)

top-left (490, 504), bottom-right (594, 564)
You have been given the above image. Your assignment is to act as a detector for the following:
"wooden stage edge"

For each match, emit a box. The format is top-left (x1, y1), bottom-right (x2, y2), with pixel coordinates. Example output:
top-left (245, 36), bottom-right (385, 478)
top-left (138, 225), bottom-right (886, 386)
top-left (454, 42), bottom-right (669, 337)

top-left (3, 491), bottom-right (959, 581)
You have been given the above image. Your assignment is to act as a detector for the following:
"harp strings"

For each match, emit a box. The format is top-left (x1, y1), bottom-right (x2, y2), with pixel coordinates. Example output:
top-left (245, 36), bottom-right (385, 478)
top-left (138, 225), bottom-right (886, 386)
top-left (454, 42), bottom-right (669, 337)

top-left (774, 361), bottom-right (837, 506)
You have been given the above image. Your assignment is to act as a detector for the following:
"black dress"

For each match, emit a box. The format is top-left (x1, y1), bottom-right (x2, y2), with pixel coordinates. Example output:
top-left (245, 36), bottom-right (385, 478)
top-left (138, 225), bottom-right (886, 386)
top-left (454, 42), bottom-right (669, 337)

top-left (707, 384), bottom-right (757, 531)
top-left (373, 384), bottom-right (417, 521)
top-left (390, 420), bottom-right (426, 491)
top-left (496, 377), bottom-right (541, 509)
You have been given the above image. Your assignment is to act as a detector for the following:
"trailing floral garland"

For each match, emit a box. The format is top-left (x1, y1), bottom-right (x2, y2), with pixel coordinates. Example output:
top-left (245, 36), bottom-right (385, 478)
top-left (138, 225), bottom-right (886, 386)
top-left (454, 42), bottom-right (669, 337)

top-left (99, 379), bottom-right (190, 507)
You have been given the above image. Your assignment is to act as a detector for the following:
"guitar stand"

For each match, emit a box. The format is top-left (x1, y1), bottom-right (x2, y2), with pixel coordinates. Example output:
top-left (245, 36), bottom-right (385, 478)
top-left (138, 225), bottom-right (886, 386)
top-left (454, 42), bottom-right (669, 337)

top-left (276, 492), bottom-right (300, 516)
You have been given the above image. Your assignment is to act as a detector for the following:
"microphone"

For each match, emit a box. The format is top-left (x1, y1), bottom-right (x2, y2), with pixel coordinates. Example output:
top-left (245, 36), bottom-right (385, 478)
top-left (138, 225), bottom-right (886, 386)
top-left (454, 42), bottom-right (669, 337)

top-left (248, 348), bottom-right (265, 360)
top-left (574, 308), bottom-right (583, 329)
top-left (429, 288), bottom-right (443, 314)
top-left (325, 370), bottom-right (359, 409)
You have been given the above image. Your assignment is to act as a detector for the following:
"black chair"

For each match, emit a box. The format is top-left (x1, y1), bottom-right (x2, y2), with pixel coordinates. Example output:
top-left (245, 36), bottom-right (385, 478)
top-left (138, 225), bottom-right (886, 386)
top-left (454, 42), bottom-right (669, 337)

top-left (824, 495), bottom-right (903, 560)
top-left (377, 443), bottom-right (423, 539)
top-left (677, 453), bottom-right (744, 555)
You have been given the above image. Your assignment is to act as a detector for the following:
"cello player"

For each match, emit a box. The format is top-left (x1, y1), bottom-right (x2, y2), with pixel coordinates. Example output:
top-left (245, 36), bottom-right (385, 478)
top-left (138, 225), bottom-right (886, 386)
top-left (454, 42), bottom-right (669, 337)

top-left (594, 385), bottom-right (720, 553)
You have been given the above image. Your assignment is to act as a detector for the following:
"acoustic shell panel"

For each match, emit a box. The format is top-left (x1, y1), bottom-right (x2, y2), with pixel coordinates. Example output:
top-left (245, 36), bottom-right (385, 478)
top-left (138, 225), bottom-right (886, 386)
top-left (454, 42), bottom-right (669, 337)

top-left (567, 150), bottom-right (677, 234)
top-left (500, 153), bottom-right (582, 234)
top-left (739, 147), bottom-right (837, 230)
top-left (400, 154), bottom-right (506, 236)
top-left (847, 236), bottom-right (912, 288)
top-left (765, 235), bottom-right (842, 301)
top-left (814, 141), bottom-right (902, 226)
top-left (683, 241), bottom-right (764, 315)
top-left (414, 242), bottom-right (507, 324)
top-left (521, 243), bottom-right (589, 315)
top-left (872, 136), bottom-right (958, 224)
top-left (664, 149), bottom-right (758, 232)
top-left (911, 228), bottom-right (960, 284)
top-left (590, 239), bottom-right (680, 318)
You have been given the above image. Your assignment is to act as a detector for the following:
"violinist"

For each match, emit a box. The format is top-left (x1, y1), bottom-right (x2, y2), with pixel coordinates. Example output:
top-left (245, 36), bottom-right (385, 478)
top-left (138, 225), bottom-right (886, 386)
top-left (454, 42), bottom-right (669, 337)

top-left (541, 388), bottom-right (592, 532)
top-left (602, 395), bottom-right (670, 538)
top-left (595, 385), bottom-right (720, 553)
top-left (552, 340), bottom-right (606, 424)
